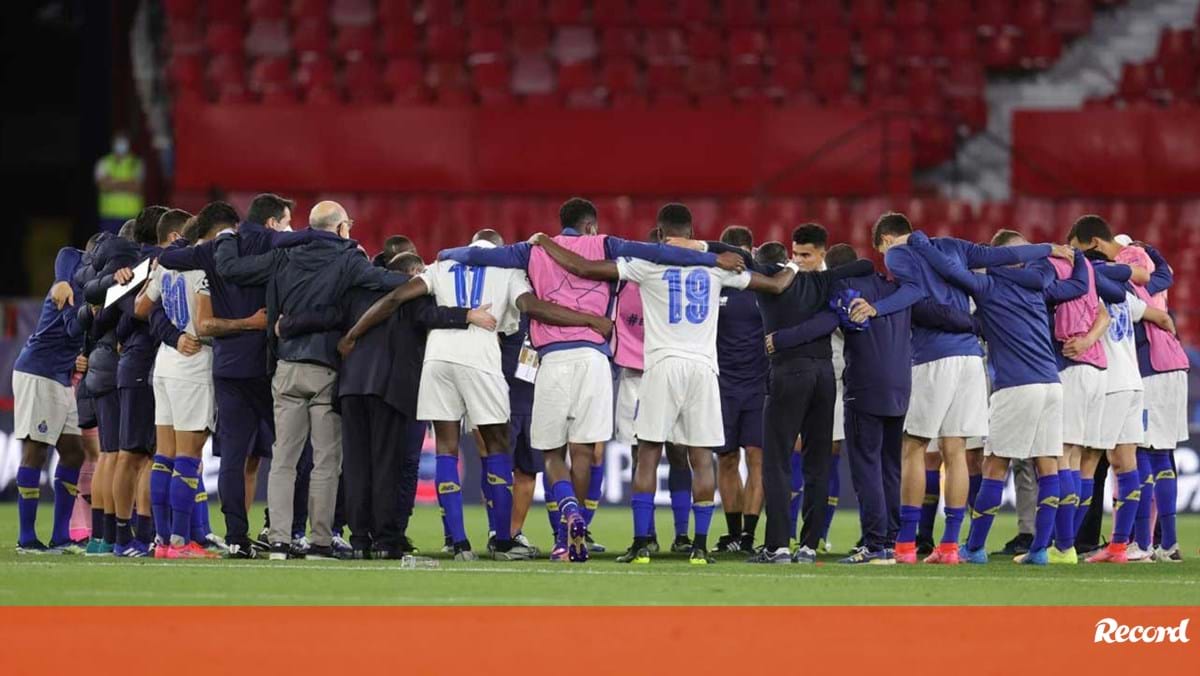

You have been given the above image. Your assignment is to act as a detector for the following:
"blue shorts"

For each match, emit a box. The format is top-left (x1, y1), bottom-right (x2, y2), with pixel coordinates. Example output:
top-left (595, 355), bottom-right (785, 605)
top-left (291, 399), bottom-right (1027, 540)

top-left (94, 389), bottom-right (121, 453)
top-left (77, 393), bottom-right (97, 430)
top-left (118, 385), bottom-right (155, 453)
top-left (510, 412), bottom-right (543, 475)
top-left (719, 388), bottom-right (764, 454)
top-left (213, 376), bottom-right (274, 459)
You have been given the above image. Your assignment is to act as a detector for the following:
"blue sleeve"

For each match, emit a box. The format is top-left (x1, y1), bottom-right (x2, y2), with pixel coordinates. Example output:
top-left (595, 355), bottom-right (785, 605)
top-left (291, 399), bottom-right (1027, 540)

top-left (988, 266), bottom-right (1049, 292)
top-left (149, 306), bottom-right (181, 349)
top-left (771, 310), bottom-right (840, 351)
top-left (947, 237), bottom-right (1051, 268)
top-left (267, 228), bottom-right (320, 249)
top-left (1038, 252), bottom-right (1089, 304)
top-left (214, 234), bottom-right (279, 285)
top-left (407, 296), bottom-right (471, 330)
top-left (607, 237), bottom-right (719, 267)
top-left (54, 248), bottom-right (81, 283)
top-left (348, 257), bottom-right (410, 291)
top-left (1095, 261), bottom-right (1133, 283)
top-left (704, 240), bottom-right (773, 274)
top-left (1093, 267), bottom-right (1128, 304)
top-left (871, 249), bottom-right (927, 317)
top-left (439, 243), bottom-right (532, 269)
top-left (157, 243), bottom-right (205, 271)
top-left (1144, 245), bottom-right (1173, 295)
top-left (277, 306), bottom-right (345, 339)
top-left (911, 242), bottom-right (991, 297)
top-left (910, 299), bottom-right (976, 333)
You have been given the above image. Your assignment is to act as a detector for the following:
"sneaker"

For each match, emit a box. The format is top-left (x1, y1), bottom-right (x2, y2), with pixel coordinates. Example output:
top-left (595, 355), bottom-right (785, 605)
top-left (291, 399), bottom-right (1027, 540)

top-left (818, 537), bottom-right (833, 554)
top-left (153, 541), bottom-right (169, 559)
top-left (997, 532), bottom-right (1033, 556)
top-left (397, 536), bottom-right (419, 555)
top-left (915, 535), bottom-right (936, 557)
top-left (549, 544), bottom-right (570, 562)
top-left (441, 535), bottom-right (454, 554)
top-left (960, 546), bottom-right (988, 564)
top-left (711, 533), bottom-right (742, 554)
top-left (453, 544), bottom-right (479, 562)
top-left (1047, 547), bottom-right (1078, 565)
top-left (513, 532), bottom-right (538, 557)
top-left (1126, 543), bottom-right (1156, 563)
top-left (689, 547), bottom-right (715, 565)
top-left (791, 546), bottom-right (817, 564)
top-left (291, 535), bottom-right (310, 552)
top-left (307, 544), bottom-right (352, 561)
top-left (253, 528), bottom-right (272, 551)
top-left (894, 542), bottom-right (917, 564)
top-left (747, 547), bottom-right (792, 564)
top-left (166, 542), bottom-right (219, 560)
top-left (670, 535), bottom-right (692, 553)
top-left (924, 543), bottom-right (960, 565)
top-left (224, 540), bottom-right (257, 559)
top-left (584, 530), bottom-right (606, 553)
top-left (1018, 548), bottom-right (1049, 565)
top-left (1153, 544), bottom-right (1182, 563)
top-left (492, 542), bottom-right (537, 561)
top-left (839, 546), bottom-right (896, 565)
top-left (486, 531), bottom-right (497, 554)
top-left (84, 538), bottom-right (112, 556)
top-left (1086, 543), bottom-right (1128, 564)
top-left (331, 535), bottom-right (353, 555)
top-left (268, 542), bottom-right (304, 560)
top-left (16, 540), bottom-right (60, 555)
top-left (565, 512), bottom-right (588, 562)
top-left (645, 537), bottom-right (660, 554)
top-left (113, 540), bottom-right (150, 558)
top-left (48, 539), bottom-right (86, 555)
top-left (615, 543), bottom-right (651, 564)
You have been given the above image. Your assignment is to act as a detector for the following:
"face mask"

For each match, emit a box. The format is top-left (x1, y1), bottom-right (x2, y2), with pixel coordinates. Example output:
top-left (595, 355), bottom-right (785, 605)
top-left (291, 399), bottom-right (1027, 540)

top-left (113, 138), bottom-right (130, 154)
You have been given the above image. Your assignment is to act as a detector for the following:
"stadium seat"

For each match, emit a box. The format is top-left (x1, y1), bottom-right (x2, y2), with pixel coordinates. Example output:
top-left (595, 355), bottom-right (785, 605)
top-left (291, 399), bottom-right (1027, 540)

top-left (344, 59), bottom-right (386, 102)
top-left (1023, 28), bottom-right (1063, 69)
top-left (512, 24), bottom-right (551, 57)
top-left (592, 0), bottom-right (634, 27)
top-left (975, 1), bottom-right (1013, 37)
top-left (685, 26), bottom-right (722, 62)
top-left (765, 0), bottom-right (804, 26)
top-left (600, 27), bottom-right (639, 58)
top-left (721, 0), bottom-right (763, 27)
top-left (601, 57), bottom-right (641, 94)
top-left (728, 29), bottom-right (767, 64)
top-left (984, 32), bottom-right (1021, 69)
top-left (679, 0), bottom-right (714, 24)
top-left (464, 0), bottom-right (505, 25)
top-left (297, 54), bottom-right (338, 88)
top-left (163, 0), bottom-right (201, 20)
top-left (646, 62), bottom-right (686, 93)
top-left (553, 26), bottom-right (598, 64)
top-left (1119, 62), bottom-right (1154, 100)
top-left (467, 26), bottom-right (507, 64)
top-left (811, 60), bottom-right (851, 102)
top-left (547, 0), bottom-right (586, 25)
top-left (634, 0), bottom-right (676, 27)
top-left (473, 61), bottom-right (513, 105)
top-left (376, 0), bottom-right (415, 24)
top-left (686, 60), bottom-right (725, 98)
top-left (860, 27), bottom-right (898, 64)
top-left (205, 21), bottom-right (244, 55)
top-left (798, 0), bottom-right (844, 26)
top-left (507, 0), bottom-right (542, 24)
top-left (644, 29), bottom-right (687, 65)
top-left (1013, 0), bottom-right (1050, 34)
top-left (426, 24), bottom-right (466, 59)
top-left (931, 0), bottom-right (973, 33)
top-left (291, 18), bottom-right (329, 60)
top-left (559, 62), bottom-right (605, 108)
top-left (291, 0), bottom-right (329, 21)
top-left (765, 60), bottom-right (809, 102)
top-left (811, 26), bottom-right (852, 60)
top-left (900, 27), bottom-right (938, 64)
top-left (418, 0), bottom-right (457, 25)
top-left (331, 0), bottom-right (375, 26)
top-left (247, 0), bottom-right (286, 20)
top-left (380, 21), bottom-right (419, 57)
top-left (1051, 0), bottom-right (1094, 38)
top-left (512, 56), bottom-right (555, 95)
top-left (941, 27), bottom-right (979, 62)
top-left (335, 24), bottom-right (377, 61)
top-left (894, 0), bottom-right (931, 31)
top-left (207, 0), bottom-right (245, 24)
top-left (770, 29), bottom-right (806, 62)
top-left (427, 60), bottom-right (471, 103)
top-left (848, 0), bottom-right (888, 31)
top-left (168, 54), bottom-right (204, 89)
top-left (382, 57), bottom-right (428, 102)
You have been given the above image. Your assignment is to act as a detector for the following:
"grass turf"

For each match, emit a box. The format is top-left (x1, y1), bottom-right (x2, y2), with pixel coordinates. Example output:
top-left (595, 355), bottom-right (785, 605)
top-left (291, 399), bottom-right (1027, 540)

top-left (0, 504), bottom-right (1197, 606)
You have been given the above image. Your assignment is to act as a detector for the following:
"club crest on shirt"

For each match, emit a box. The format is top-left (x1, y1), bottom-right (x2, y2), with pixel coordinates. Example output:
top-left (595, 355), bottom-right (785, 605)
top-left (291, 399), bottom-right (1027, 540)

top-left (37, 420), bottom-right (47, 434)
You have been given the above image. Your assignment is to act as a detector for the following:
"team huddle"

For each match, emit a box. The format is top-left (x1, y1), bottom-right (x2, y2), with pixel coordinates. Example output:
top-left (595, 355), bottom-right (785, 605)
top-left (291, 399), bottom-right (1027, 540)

top-left (11, 194), bottom-right (1188, 566)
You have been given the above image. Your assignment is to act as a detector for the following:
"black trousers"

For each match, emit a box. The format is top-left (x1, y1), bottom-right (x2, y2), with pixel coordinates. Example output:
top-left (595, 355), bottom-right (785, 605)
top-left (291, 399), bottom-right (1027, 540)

top-left (844, 408), bottom-right (903, 551)
top-left (340, 394), bottom-right (408, 552)
top-left (1077, 454), bottom-right (1110, 549)
top-left (763, 359), bottom-right (835, 551)
top-left (396, 420), bottom-right (428, 536)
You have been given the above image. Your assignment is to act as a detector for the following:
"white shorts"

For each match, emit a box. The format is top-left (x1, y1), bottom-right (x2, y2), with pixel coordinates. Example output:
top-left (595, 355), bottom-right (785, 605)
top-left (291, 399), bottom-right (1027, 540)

top-left (1060, 364), bottom-right (1106, 448)
top-left (152, 376), bottom-right (215, 432)
top-left (12, 371), bottom-right (79, 444)
top-left (986, 383), bottom-right (1063, 459)
top-left (635, 357), bottom-right (724, 448)
top-left (417, 361), bottom-right (509, 426)
top-left (905, 355), bottom-right (989, 440)
top-left (1096, 390), bottom-right (1145, 449)
top-left (1143, 370), bottom-right (1188, 450)
top-left (832, 377), bottom-right (845, 443)
top-left (614, 367), bottom-right (642, 445)
top-left (530, 348), bottom-right (614, 449)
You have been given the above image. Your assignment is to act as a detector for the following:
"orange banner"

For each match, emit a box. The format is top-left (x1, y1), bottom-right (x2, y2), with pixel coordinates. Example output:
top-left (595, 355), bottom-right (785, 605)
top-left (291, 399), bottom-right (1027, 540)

top-left (2, 606), bottom-right (1195, 674)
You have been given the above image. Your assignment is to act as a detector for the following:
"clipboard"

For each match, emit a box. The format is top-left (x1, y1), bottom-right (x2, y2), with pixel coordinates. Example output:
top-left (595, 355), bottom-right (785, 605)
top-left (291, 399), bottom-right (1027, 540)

top-left (104, 258), bottom-right (151, 308)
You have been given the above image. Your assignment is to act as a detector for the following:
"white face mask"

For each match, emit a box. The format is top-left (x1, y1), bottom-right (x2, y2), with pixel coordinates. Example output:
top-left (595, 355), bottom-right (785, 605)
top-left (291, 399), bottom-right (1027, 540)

top-left (113, 137), bottom-right (130, 154)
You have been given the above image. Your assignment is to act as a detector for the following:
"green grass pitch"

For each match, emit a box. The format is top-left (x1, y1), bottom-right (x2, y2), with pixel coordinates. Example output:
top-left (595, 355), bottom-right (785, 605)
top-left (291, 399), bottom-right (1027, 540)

top-left (1, 504), bottom-right (1197, 606)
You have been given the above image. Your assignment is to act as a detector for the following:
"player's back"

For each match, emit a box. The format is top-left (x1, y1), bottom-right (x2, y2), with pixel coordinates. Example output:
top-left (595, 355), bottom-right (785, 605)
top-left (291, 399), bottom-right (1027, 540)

top-left (616, 258), bottom-right (748, 373)
top-left (971, 273), bottom-right (1058, 391)
top-left (151, 265), bottom-right (213, 382)
top-left (886, 239), bottom-right (982, 363)
top-left (420, 257), bottom-right (530, 374)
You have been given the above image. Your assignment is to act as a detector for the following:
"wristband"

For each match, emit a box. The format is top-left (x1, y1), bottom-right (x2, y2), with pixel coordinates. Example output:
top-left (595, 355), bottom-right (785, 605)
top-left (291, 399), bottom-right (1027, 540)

top-left (785, 261), bottom-right (800, 274)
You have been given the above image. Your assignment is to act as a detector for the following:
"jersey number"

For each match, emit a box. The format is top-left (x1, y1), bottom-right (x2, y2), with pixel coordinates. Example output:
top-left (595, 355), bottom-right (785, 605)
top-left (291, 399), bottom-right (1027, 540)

top-left (662, 268), bottom-right (710, 324)
top-left (450, 264), bottom-right (486, 309)
top-left (161, 272), bottom-right (190, 331)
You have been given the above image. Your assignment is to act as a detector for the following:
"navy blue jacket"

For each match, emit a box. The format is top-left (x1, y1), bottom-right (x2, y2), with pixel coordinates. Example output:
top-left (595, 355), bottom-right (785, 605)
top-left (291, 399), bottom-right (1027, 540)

top-left (500, 315), bottom-right (535, 416)
top-left (14, 248), bottom-right (87, 386)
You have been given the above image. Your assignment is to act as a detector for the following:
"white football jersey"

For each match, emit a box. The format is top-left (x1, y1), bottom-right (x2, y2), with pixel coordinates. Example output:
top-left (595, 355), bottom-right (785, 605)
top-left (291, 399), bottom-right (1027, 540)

top-left (144, 264), bottom-right (213, 384)
top-left (615, 258), bottom-right (750, 373)
top-left (419, 252), bottom-right (533, 375)
top-left (1100, 291), bottom-right (1146, 394)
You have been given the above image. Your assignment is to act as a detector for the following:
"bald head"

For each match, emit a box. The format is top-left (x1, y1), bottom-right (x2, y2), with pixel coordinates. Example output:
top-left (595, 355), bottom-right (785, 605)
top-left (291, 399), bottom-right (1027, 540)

top-left (309, 201), bottom-right (348, 233)
top-left (472, 229), bottom-right (503, 247)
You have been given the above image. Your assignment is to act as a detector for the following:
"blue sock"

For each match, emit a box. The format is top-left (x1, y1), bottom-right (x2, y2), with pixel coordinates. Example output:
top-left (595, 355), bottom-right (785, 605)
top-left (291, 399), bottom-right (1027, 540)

top-left (583, 463), bottom-right (603, 526)
top-left (1032, 473), bottom-right (1059, 552)
top-left (967, 474), bottom-right (982, 518)
top-left (789, 450), bottom-right (803, 540)
top-left (941, 506), bottom-right (966, 545)
top-left (552, 480), bottom-right (580, 521)
top-left (485, 455), bottom-right (514, 542)
top-left (898, 505), bottom-right (920, 544)
top-left (542, 472), bottom-right (560, 543)
top-left (1076, 476), bottom-right (1094, 536)
top-left (1150, 452), bottom-right (1177, 549)
top-left (191, 472), bottom-right (210, 543)
top-left (1112, 470), bottom-right (1140, 545)
top-left (169, 457), bottom-right (200, 544)
top-left (480, 466), bottom-right (495, 534)
top-left (435, 455), bottom-right (467, 545)
top-left (51, 464), bottom-right (80, 545)
top-left (822, 465), bottom-right (839, 541)
top-left (1134, 450), bottom-right (1155, 549)
top-left (692, 500), bottom-right (714, 550)
top-left (149, 454), bottom-right (174, 544)
top-left (632, 492), bottom-right (655, 539)
top-left (16, 466), bottom-right (41, 546)
top-left (966, 478), bottom-right (1004, 552)
top-left (1054, 469), bottom-right (1077, 551)
top-left (918, 469), bottom-right (940, 539)
top-left (670, 490), bottom-right (691, 538)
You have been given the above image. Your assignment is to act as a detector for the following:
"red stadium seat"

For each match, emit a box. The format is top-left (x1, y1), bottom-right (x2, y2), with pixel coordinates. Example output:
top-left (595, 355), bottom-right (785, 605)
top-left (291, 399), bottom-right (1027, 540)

top-left (679, 0), bottom-right (714, 24)
top-left (1050, 0), bottom-right (1094, 38)
top-left (646, 63), bottom-right (685, 92)
top-left (464, 0), bottom-right (505, 25)
top-left (249, 56), bottom-right (291, 89)
top-left (798, 0), bottom-right (843, 26)
top-left (770, 29), bottom-right (806, 62)
top-left (687, 26), bottom-right (723, 60)
top-left (560, 62), bottom-right (605, 108)
top-left (553, 26), bottom-right (598, 64)
top-left (382, 58), bottom-right (428, 102)
top-left (507, 0), bottom-right (542, 24)
top-left (380, 22), bottom-right (419, 57)
top-left (893, 0), bottom-right (930, 30)
top-left (610, 90), bottom-right (650, 110)
top-left (765, 59), bottom-right (809, 101)
top-left (811, 60), bottom-right (850, 102)
top-left (721, 0), bottom-right (763, 27)
top-left (548, 0), bottom-right (586, 25)
top-left (344, 59), bottom-right (386, 103)
top-left (728, 29), bottom-right (767, 64)
top-left (600, 28), bottom-right (639, 58)
top-left (848, 0), bottom-right (887, 31)
top-left (686, 60), bottom-right (725, 97)
top-left (418, 0), bottom-right (457, 25)
top-left (427, 24), bottom-right (466, 59)
top-left (205, 52), bottom-right (246, 84)
top-left (1012, 0), bottom-right (1050, 34)
top-left (983, 32), bottom-right (1021, 69)
top-left (634, 0), bottom-right (676, 27)
top-left (1157, 28), bottom-right (1197, 64)
top-left (944, 61), bottom-right (986, 98)
top-left (941, 27), bottom-right (978, 62)
top-left (811, 26), bottom-right (852, 60)
top-left (168, 54), bottom-right (204, 88)
top-left (164, 0), bottom-right (201, 20)
top-left (377, 0), bottom-right (415, 24)
top-left (864, 61), bottom-right (899, 97)
top-left (335, 24), bottom-right (377, 61)
top-left (207, 0), bottom-right (245, 24)
top-left (291, 0), bottom-right (329, 21)
top-left (765, 0), bottom-right (803, 26)
top-left (291, 18), bottom-right (329, 60)
top-left (473, 62), bottom-right (516, 106)
top-left (331, 0), bottom-right (375, 26)
top-left (644, 29), bottom-right (687, 65)
top-left (975, 1), bottom-right (1013, 37)
top-left (1022, 28), bottom-right (1062, 69)
top-left (467, 26), bottom-right (507, 64)
top-left (931, 0), bottom-right (973, 33)
top-left (513, 24), bottom-right (551, 57)
top-left (297, 54), bottom-right (338, 88)
top-left (427, 60), bottom-right (471, 102)
top-left (205, 22), bottom-right (244, 55)
top-left (1119, 62), bottom-right (1154, 100)
top-left (860, 27), bottom-right (898, 64)
top-left (166, 18), bottom-right (204, 55)
top-left (592, 0), bottom-right (633, 27)
top-left (601, 57), bottom-right (641, 93)
top-left (729, 61), bottom-right (765, 92)
top-left (900, 27), bottom-right (938, 65)
top-left (248, 0), bottom-right (286, 20)
top-left (512, 56), bottom-right (555, 95)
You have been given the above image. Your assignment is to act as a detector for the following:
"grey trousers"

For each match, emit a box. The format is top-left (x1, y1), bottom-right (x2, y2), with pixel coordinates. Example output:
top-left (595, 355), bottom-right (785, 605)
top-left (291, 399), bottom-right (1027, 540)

top-left (268, 361), bottom-right (342, 547)
top-left (1012, 458), bottom-right (1037, 535)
